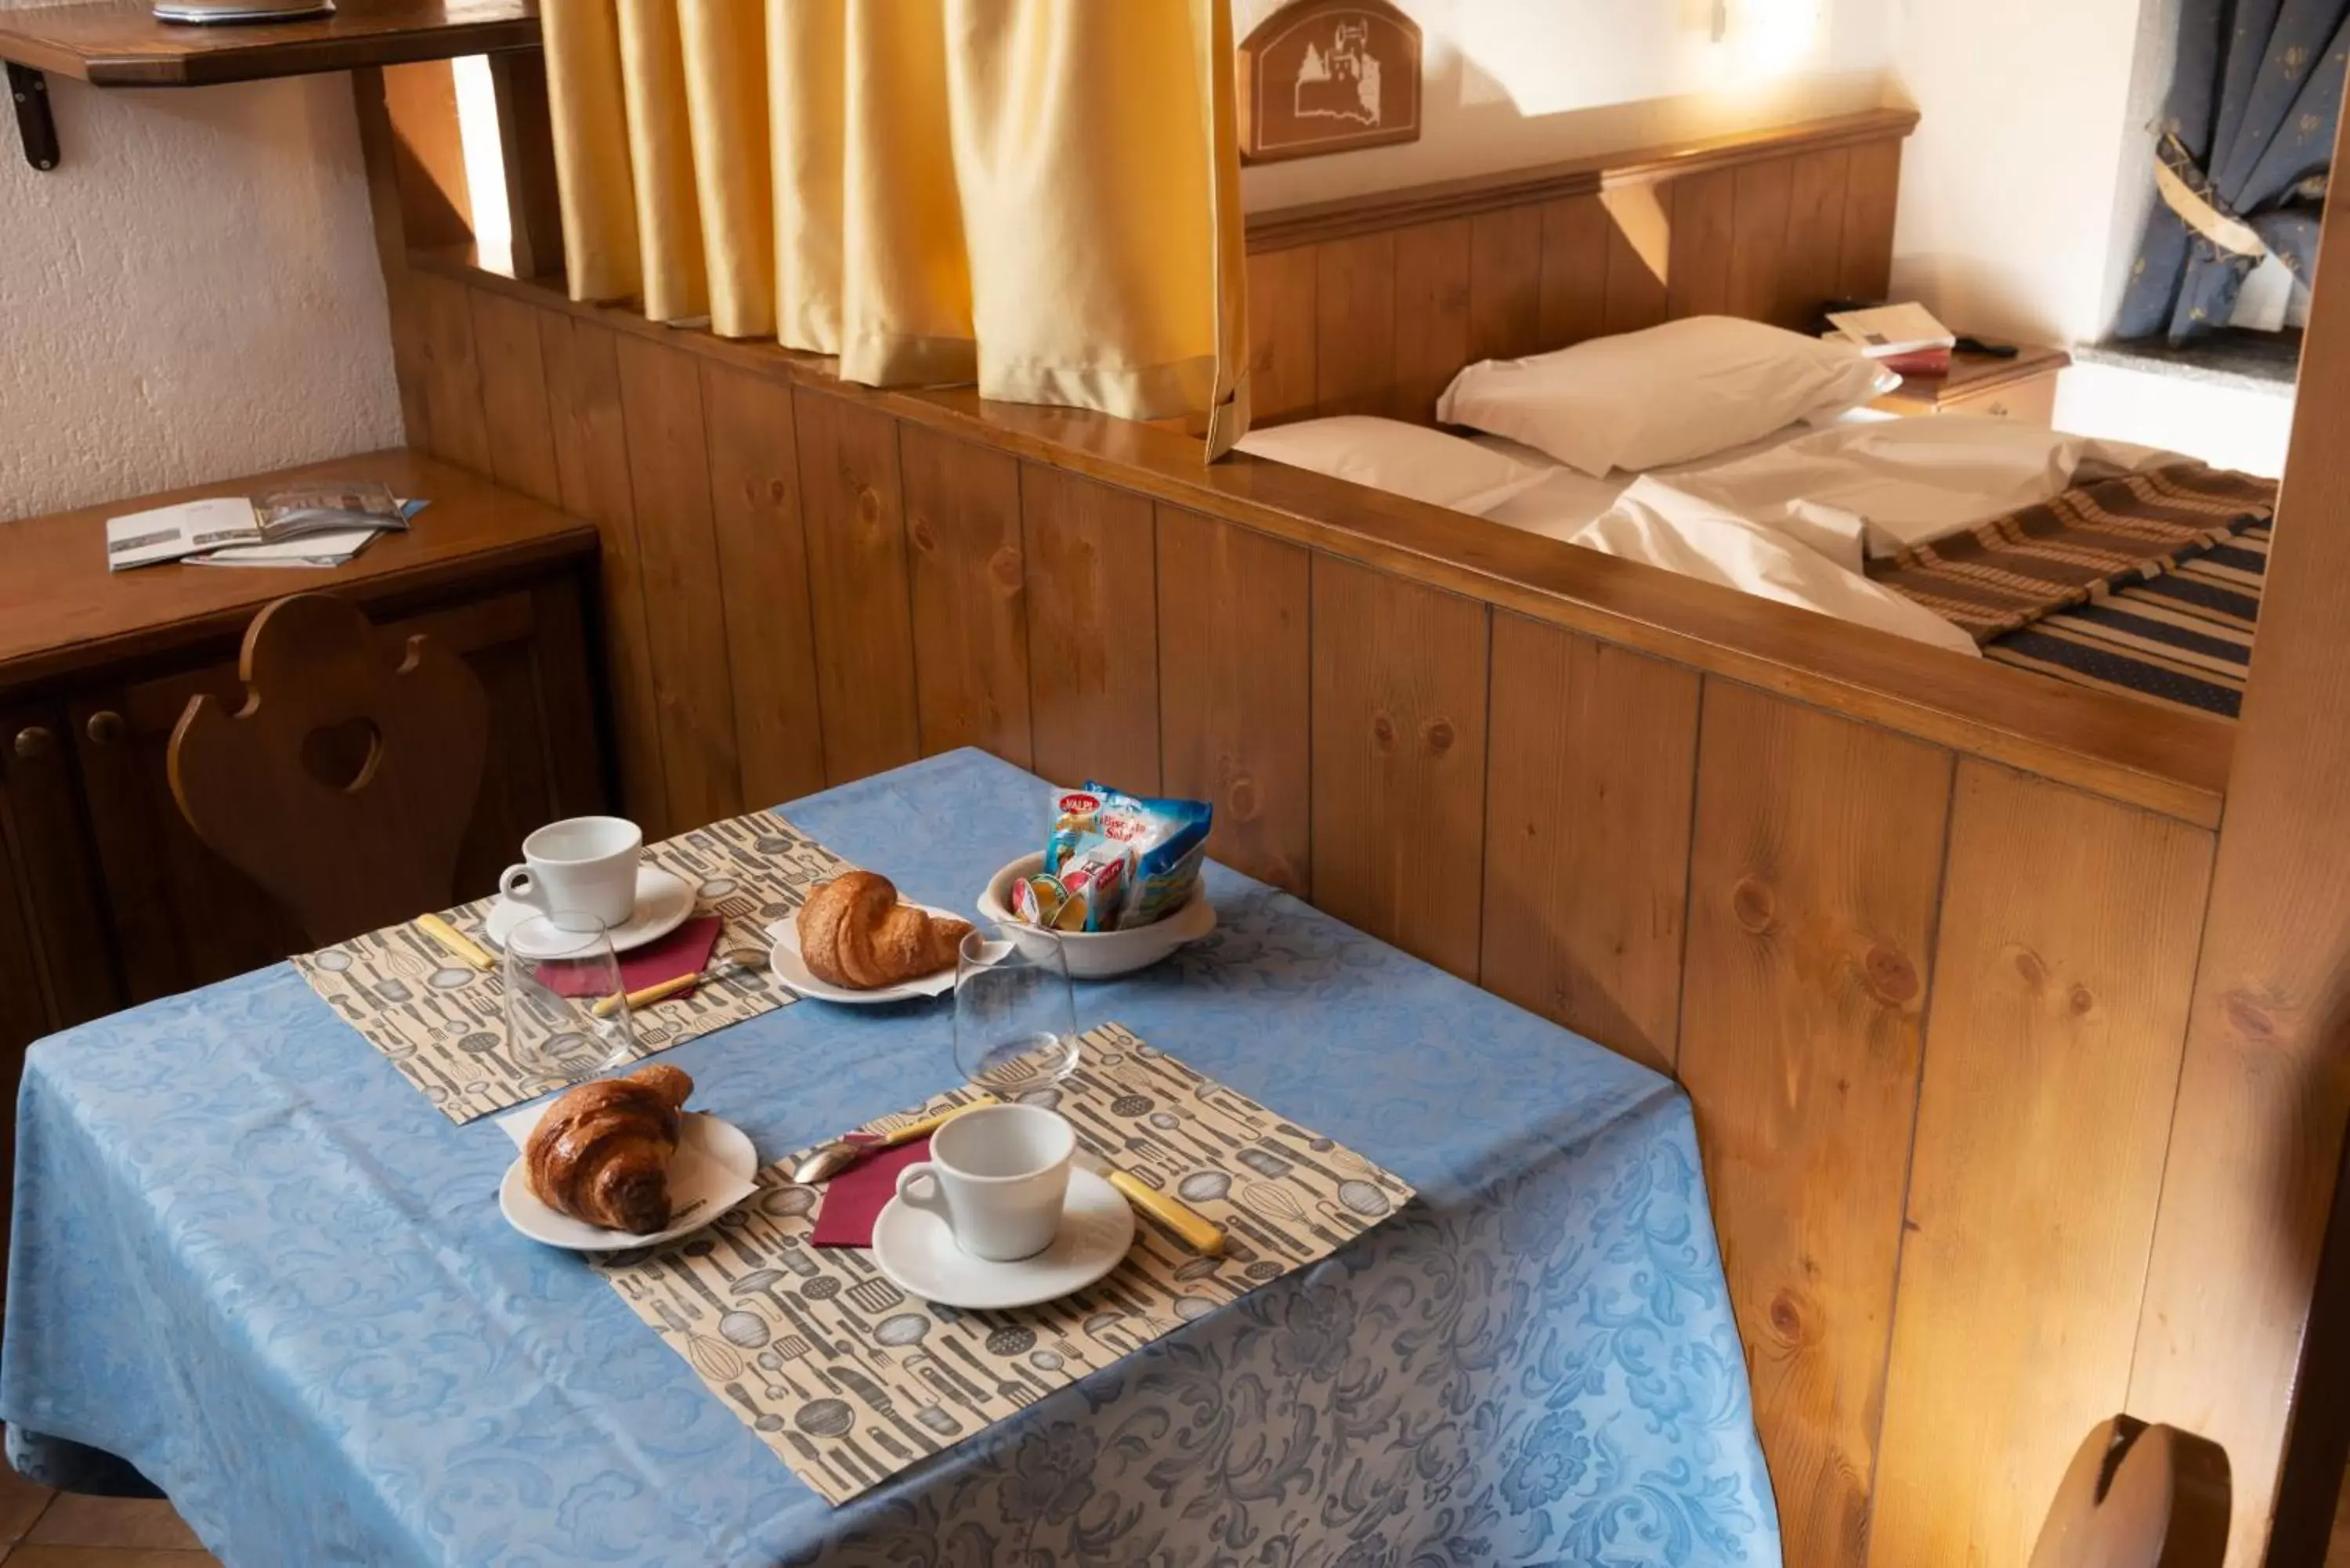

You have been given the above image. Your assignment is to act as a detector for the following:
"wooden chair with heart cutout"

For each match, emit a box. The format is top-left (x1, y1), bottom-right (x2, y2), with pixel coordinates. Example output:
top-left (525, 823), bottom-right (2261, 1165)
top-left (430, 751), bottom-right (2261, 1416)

top-left (2032, 1415), bottom-right (2231, 1568)
top-left (168, 593), bottom-right (490, 947)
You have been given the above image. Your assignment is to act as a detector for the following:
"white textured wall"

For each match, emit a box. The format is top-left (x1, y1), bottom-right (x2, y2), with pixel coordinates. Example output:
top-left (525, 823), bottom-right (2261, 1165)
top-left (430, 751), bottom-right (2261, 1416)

top-left (1883, 0), bottom-right (2152, 345)
top-left (1235, 0), bottom-right (1896, 211)
top-left (0, 52), bottom-right (403, 522)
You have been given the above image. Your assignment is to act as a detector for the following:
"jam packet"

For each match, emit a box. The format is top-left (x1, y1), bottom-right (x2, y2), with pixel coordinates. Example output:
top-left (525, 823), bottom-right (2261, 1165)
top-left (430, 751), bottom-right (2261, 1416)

top-left (1011, 784), bottom-right (1213, 932)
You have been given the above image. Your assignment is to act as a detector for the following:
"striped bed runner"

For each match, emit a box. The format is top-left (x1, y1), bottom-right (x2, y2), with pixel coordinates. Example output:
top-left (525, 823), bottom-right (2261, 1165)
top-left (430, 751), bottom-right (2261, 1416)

top-left (1981, 522), bottom-right (2266, 719)
top-left (1870, 463), bottom-right (2277, 719)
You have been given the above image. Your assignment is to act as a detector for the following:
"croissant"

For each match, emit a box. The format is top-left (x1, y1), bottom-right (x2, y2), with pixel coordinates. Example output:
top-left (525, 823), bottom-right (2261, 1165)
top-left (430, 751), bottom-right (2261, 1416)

top-left (797, 871), bottom-right (971, 990)
top-left (525, 1063), bottom-right (695, 1233)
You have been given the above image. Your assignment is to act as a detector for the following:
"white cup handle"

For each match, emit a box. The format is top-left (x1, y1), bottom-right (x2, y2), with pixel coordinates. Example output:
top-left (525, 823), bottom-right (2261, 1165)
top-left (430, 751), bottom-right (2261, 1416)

top-left (499, 864), bottom-right (547, 911)
top-left (895, 1164), bottom-right (953, 1229)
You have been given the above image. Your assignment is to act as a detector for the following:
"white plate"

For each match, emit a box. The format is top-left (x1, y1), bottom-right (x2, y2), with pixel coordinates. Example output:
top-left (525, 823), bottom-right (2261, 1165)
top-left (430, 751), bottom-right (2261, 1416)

top-left (871, 1167), bottom-right (1136, 1310)
top-left (483, 865), bottom-right (696, 956)
top-left (499, 1112), bottom-right (757, 1252)
top-left (978, 853), bottom-right (1217, 979)
top-left (764, 907), bottom-right (960, 1003)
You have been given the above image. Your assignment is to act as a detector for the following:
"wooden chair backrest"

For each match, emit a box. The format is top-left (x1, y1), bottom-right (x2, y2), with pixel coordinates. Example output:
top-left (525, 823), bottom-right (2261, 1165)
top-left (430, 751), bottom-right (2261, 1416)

top-left (168, 593), bottom-right (490, 947)
top-left (2032, 1417), bottom-right (2232, 1568)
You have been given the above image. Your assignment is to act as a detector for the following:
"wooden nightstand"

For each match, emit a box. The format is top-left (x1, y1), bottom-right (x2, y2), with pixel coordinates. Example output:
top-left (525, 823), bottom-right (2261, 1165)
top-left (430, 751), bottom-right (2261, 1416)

top-left (1868, 342), bottom-right (2070, 425)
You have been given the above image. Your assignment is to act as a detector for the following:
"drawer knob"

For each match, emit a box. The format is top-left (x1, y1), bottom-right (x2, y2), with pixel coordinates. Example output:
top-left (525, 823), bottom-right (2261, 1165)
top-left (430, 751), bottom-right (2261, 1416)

top-left (85, 710), bottom-right (125, 746)
top-left (12, 725), bottom-right (54, 760)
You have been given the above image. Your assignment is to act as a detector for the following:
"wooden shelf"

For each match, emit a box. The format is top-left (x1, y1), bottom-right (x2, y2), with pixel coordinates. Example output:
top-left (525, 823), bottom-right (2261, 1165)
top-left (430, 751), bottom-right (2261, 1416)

top-left (0, 0), bottom-right (538, 89)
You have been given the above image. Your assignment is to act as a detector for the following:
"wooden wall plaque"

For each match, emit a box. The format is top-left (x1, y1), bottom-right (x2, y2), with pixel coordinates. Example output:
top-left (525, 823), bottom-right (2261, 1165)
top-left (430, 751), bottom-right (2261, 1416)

top-left (1238, 0), bottom-right (1423, 165)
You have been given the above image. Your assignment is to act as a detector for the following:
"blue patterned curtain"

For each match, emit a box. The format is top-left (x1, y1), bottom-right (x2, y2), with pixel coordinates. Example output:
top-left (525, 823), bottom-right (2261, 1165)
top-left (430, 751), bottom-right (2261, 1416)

top-left (2114, 0), bottom-right (2350, 344)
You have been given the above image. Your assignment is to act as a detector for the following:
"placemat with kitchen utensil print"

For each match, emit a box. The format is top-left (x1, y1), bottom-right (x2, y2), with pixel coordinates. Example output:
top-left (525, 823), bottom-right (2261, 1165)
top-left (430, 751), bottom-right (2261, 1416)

top-left (293, 811), bottom-right (849, 1125)
top-left (593, 1021), bottom-right (1416, 1505)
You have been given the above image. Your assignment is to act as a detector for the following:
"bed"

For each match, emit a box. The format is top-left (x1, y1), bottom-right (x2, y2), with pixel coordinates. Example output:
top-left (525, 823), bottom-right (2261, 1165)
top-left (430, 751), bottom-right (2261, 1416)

top-left (1241, 345), bottom-right (2279, 720)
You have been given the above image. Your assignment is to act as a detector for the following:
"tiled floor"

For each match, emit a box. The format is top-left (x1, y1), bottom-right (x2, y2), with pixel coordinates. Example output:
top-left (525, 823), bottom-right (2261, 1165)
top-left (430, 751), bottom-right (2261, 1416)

top-left (0, 1456), bottom-right (214, 1568)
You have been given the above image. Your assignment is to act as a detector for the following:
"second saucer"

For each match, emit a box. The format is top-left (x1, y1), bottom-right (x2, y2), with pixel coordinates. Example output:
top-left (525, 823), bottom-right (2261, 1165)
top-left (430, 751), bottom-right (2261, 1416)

top-left (485, 864), bottom-right (696, 955)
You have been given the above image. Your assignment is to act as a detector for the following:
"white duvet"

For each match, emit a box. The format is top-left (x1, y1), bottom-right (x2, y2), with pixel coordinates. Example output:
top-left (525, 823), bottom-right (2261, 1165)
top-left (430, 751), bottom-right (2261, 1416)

top-left (1512, 417), bottom-right (2186, 657)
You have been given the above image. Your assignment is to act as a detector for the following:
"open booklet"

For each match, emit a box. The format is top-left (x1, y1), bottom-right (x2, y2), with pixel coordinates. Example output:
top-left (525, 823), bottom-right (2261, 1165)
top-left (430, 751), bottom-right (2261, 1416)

top-left (105, 481), bottom-right (425, 571)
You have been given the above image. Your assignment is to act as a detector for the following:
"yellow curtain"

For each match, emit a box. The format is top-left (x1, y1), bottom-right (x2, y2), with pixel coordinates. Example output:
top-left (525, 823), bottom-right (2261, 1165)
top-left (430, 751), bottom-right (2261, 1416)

top-left (541, 0), bottom-right (1249, 453)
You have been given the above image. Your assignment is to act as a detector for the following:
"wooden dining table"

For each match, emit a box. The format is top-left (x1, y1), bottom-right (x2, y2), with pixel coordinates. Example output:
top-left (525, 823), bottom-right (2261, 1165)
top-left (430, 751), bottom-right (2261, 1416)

top-left (0, 747), bottom-right (1781, 1566)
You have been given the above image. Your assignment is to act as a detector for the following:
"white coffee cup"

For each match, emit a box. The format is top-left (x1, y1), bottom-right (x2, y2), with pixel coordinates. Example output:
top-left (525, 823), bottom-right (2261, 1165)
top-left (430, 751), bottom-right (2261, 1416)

top-left (499, 816), bottom-right (642, 931)
top-left (893, 1104), bottom-right (1075, 1262)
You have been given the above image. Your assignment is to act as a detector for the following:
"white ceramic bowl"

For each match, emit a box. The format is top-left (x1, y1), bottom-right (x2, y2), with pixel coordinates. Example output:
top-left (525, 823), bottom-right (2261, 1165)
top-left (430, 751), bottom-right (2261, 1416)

top-left (978, 853), bottom-right (1217, 979)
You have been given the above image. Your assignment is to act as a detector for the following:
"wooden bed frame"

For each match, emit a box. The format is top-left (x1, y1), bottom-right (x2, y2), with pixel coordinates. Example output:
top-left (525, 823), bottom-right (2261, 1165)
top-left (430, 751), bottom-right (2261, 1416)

top-left (357, 67), bottom-right (2350, 1568)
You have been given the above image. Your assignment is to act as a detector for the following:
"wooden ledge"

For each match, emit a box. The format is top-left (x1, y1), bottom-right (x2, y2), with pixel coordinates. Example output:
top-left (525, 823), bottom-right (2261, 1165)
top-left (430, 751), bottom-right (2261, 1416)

top-left (0, 0), bottom-right (538, 88)
top-left (1244, 105), bottom-right (1920, 252)
top-left (420, 250), bottom-right (2229, 828)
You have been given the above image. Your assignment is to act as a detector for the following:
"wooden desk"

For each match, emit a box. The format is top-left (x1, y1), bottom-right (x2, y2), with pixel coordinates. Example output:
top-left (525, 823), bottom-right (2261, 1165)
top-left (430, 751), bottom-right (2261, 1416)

top-left (0, 448), bottom-right (606, 1055)
top-left (1869, 342), bottom-right (2072, 425)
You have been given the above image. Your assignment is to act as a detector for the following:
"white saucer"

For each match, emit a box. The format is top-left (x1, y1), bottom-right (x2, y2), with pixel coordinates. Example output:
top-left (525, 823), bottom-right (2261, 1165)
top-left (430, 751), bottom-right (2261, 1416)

top-left (765, 909), bottom-right (960, 1004)
top-left (870, 1168), bottom-right (1136, 1310)
top-left (484, 865), bottom-right (696, 956)
top-left (499, 1112), bottom-right (757, 1252)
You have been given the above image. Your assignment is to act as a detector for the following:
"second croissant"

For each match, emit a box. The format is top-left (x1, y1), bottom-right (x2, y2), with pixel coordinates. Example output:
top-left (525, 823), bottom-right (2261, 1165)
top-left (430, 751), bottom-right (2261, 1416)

top-left (796, 871), bottom-right (971, 990)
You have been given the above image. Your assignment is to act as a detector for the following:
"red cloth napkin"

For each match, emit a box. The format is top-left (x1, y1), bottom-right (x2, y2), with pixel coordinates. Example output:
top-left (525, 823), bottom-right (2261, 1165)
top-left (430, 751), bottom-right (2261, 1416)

top-left (811, 1135), bottom-right (932, 1248)
top-left (537, 915), bottom-right (723, 999)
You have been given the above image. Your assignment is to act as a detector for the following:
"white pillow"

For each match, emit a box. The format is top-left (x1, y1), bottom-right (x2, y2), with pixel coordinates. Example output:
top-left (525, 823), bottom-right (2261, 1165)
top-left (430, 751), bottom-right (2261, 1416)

top-left (1235, 416), bottom-right (1553, 515)
top-left (1435, 316), bottom-right (1897, 478)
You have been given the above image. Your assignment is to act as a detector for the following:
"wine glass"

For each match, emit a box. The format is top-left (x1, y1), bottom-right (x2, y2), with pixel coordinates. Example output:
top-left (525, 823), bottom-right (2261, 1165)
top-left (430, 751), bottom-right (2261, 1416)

top-left (504, 915), bottom-right (636, 1078)
top-left (953, 923), bottom-right (1079, 1095)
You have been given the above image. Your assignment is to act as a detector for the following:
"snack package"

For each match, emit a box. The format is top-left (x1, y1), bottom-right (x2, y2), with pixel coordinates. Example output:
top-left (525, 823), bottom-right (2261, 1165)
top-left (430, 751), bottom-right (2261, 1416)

top-left (1012, 783), bottom-right (1213, 932)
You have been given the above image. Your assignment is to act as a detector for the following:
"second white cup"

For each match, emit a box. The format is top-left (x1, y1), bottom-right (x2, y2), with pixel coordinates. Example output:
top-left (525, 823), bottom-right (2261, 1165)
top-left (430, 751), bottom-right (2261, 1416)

top-left (500, 815), bottom-right (642, 931)
top-left (894, 1104), bottom-right (1075, 1262)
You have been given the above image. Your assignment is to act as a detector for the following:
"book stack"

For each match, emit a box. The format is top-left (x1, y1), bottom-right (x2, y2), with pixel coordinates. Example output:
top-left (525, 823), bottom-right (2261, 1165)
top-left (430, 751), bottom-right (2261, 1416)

top-left (104, 482), bottom-right (424, 573)
top-left (1825, 303), bottom-right (1957, 378)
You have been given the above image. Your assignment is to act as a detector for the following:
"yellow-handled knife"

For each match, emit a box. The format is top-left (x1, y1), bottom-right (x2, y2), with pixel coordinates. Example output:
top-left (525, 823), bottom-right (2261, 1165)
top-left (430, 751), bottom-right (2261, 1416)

top-left (415, 912), bottom-right (494, 971)
top-left (591, 949), bottom-right (772, 1019)
top-left (1078, 1151), bottom-right (1224, 1255)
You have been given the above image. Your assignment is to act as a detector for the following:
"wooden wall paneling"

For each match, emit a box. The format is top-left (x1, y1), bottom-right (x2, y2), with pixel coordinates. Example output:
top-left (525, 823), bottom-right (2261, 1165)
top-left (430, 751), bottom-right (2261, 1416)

top-left (1310, 557), bottom-right (1488, 979)
top-left (1020, 466), bottom-right (1162, 793)
top-left (539, 308), bottom-right (668, 831)
top-left (1467, 204), bottom-right (1544, 364)
top-left (1390, 219), bottom-right (1472, 421)
top-left (698, 361), bottom-right (828, 808)
top-left (2129, 125), bottom-right (2350, 1568)
top-left (612, 333), bottom-right (744, 828)
top-left (1836, 138), bottom-right (1901, 302)
top-left (1727, 156), bottom-right (1795, 325)
top-left (1479, 613), bottom-right (1700, 1073)
top-left (1155, 506), bottom-right (1312, 896)
top-left (1780, 147), bottom-right (1852, 329)
top-left (468, 287), bottom-right (561, 505)
top-left (1313, 230), bottom-right (1397, 417)
top-left (1246, 246), bottom-right (1320, 425)
top-left (1676, 681), bottom-right (1954, 1568)
top-left (408, 269), bottom-right (493, 476)
top-left (900, 425), bottom-right (1033, 767)
top-left (790, 389), bottom-right (922, 787)
top-left (1600, 180), bottom-right (1674, 334)
top-left (1536, 192), bottom-right (1611, 349)
top-left (1665, 167), bottom-right (1738, 320)
top-left (519, 576), bottom-right (607, 824)
top-left (1868, 762), bottom-right (2213, 1568)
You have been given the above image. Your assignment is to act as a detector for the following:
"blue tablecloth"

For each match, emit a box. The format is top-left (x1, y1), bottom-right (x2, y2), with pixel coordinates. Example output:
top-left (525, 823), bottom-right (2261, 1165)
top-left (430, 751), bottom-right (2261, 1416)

top-left (3, 749), bottom-right (1780, 1566)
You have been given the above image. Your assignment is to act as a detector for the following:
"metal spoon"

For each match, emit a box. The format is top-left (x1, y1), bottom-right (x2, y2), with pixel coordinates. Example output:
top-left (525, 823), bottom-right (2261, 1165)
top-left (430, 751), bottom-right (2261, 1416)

top-left (789, 1094), bottom-right (997, 1183)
